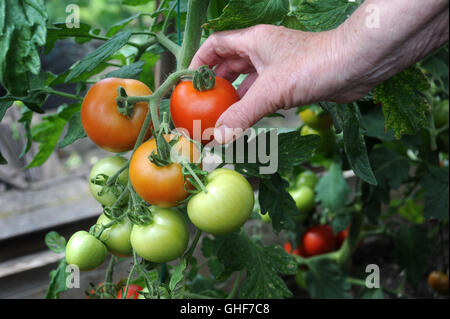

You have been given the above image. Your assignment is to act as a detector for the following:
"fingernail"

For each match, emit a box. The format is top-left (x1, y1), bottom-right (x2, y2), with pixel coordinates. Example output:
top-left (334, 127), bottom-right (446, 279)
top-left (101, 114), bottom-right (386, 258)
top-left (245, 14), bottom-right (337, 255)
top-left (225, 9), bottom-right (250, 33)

top-left (214, 125), bottom-right (233, 144)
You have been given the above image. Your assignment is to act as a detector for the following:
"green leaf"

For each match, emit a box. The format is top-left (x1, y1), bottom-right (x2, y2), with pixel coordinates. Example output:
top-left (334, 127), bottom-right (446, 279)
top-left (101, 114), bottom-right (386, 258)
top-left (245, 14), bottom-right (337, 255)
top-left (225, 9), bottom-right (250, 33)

top-left (339, 103), bottom-right (377, 185)
top-left (305, 258), bottom-right (352, 298)
top-left (58, 111), bottom-right (86, 149)
top-left (394, 225), bottom-right (429, 288)
top-left (169, 259), bottom-right (187, 292)
top-left (0, 151), bottom-right (6, 165)
top-left (360, 107), bottom-right (396, 141)
top-left (45, 231), bottom-right (67, 253)
top-left (374, 66), bottom-right (430, 138)
top-left (106, 14), bottom-right (141, 37)
top-left (45, 23), bottom-right (95, 54)
top-left (0, 0), bottom-right (48, 96)
top-left (233, 129), bottom-right (320, 177)
top-left (421, 166), bottom-right (449, 220)
top-left (45, 258), bottom-right (69, 299)
top-left (315, 162), bottom-right (351, 212)
top-left (259, 173), bottom-right (299, 233)
top-left (18, 108), bottom-right (33, 158)
top-left (105, 61), bottom-right (145, 79)
top-left (204, 0), bottom-right (290, 31)
top-left (122, 0), bottom-right (153, 5)
top-left (26, 104), bottom-right (80, 168)
top-left (290, 0), bottom-right (360, 32)
top-left (280, 15), bottom-right (307, 31)
top-left (212, 232), bottom-right (297, 299)
top-left (65, 31), bottom-right (132, 83)
top-left (420, 45), bottom-right (449, 95)
top-left (370, 147), bottom-right (410, 190)
top-left (0, 99), bottom-right (13, 122)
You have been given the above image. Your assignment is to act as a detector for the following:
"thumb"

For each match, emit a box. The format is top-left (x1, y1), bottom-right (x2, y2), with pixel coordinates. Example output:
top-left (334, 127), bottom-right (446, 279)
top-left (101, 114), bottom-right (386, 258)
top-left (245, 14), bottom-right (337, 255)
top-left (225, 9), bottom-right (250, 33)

top-left (214, 75), bottom-right (278, 144)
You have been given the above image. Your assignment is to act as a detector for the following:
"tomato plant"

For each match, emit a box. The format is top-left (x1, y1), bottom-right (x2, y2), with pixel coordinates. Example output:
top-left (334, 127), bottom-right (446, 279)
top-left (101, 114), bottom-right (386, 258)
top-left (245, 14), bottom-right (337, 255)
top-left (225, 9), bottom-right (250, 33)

top-left (96, 213), bottom-right (133, 257)
top-left (299, 108), bottom-right (333, 131)
top-left (129, 135), bottom-right (201, 207)
top-left (89, 155), bottom-right (129, 207)
top-left (117, 284), bottom-right (143, 299)
top-left (2, 0), bottom-right (447, 303)
top-left (81, 78), bottom-right (153, 153)
top-left (130, 207), bottom-right (189, 263)
top-left (171, 77), bottom-right (240, 144)
top-left (301, 225), bottom-right (337, 257)
top-left (65, 231), bottom-right (108, 271)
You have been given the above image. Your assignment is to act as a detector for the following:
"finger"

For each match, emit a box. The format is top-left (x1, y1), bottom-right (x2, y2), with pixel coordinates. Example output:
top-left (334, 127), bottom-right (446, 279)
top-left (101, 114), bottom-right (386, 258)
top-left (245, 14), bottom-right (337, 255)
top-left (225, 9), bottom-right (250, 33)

top-left (190, 28), bottom-right (253, 70)
top-left (214, 75), bottom-right (278, 143)
top-left (214, 59), bottom-right (255, 83)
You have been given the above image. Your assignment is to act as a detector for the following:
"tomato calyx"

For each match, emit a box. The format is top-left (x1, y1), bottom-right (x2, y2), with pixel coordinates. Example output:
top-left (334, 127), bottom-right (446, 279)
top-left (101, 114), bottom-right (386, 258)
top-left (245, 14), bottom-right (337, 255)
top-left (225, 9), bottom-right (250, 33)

top-left (192, 65), bottom-right (216, 92)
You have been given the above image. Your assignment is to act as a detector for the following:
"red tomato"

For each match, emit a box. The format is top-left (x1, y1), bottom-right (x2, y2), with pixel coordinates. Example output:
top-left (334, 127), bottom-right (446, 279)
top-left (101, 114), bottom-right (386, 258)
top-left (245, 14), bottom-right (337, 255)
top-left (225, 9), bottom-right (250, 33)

top-left (129, 134), bottom-right (201, 207)
top-left (81, 78), bottom-right (153, 152)
top-left (284, 242), bottom-right (306, 257)
top-left (336, 227), bottom-right (349, 248)
top-left (170, 77), bottom-right (240, 145)
top-left (302, 225), bottom-right (337, 257)
top-left (117, 284), bottom-right (144, 299)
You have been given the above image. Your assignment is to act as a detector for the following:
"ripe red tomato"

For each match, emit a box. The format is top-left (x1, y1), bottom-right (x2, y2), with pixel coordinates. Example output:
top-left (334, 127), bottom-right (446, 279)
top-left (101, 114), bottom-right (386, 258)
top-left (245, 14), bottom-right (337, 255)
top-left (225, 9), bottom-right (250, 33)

top-left (336, 227), bottom-right (349, 248)
top-left (170, 77), bottom-right (240, 145)
top-left (428, 271), bottom-right (449, 295)
top-left (81, 78), bottom-right (153, 152)
top-left (129, 134), bottom-right (201, 207)
top-left (117, 284), bottom-right (144, 299)
top-left (302, 225), bottom-right (337, 257)
top-left (283, 242), bottom-right (306, 257)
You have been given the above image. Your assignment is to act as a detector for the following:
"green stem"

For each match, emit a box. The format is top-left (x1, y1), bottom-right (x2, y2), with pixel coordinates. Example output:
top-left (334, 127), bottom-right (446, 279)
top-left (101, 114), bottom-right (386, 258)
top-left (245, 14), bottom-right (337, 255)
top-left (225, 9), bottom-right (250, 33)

top-left (123, 251), bottom-right (138, 299)
top-left (337, 209), bottom-right (365, 268)
top-left (176, 0), bottom-right (210, 71)
top-left (429, 111), bottom-right (438, 151)
top-left (104, 256), bottom-right (117, 298)
top-left (184, 229), bottom-right (202, 265)
top-left (106, 161), bottom-right (130, 186)
top-left (227, 271), bottom-right (243, 299)
top-left (155, 32), bottom-right (181, 56)
top-left (162, 0), bottom-right (177, 34)
top-left (180, 161), bottom-right (208, 194)
top-left (46, 89), bottom-right (83, 101)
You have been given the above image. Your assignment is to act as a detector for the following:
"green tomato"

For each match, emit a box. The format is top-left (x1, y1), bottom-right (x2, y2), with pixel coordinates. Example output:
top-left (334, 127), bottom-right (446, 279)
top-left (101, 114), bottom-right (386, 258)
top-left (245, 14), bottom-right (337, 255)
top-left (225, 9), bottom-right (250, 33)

top-left (130, 207), bottom-right (189, 263)
top-left (434, 99), bottom-right (449, 129)
top-left (89, 155), bottom-right (129, 207)
top-left (187, 168), bottom-right (255, 235)
top-left (65, 231), bottom-right (108, 271)
top-left (295, 268), bottom-right (307, 290)
top-left (300, 125), bottom-right (335, 154)
top-left (96, 214), bottom-right (133, 257)
top-left (259, 212), bottom-right (272, 223)
top-left (289, 186), bottom-right (315, 222)
top-left (296, 171), bottom-right (318, 189)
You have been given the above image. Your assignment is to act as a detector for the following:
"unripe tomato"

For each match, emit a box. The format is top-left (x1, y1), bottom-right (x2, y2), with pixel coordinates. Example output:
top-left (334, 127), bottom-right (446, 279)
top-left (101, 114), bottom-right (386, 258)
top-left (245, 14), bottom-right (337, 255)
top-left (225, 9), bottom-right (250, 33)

top-left (130, 207), bottom-right (189, 263)
top-left (289, 186), bottom-right (315, 222)
top-left (299, 108), bottom-right (333, 131)
top-left (428, 271), bottom-right (449, 295)
top-left (170, 77), bottom-right (240, 145)
top-left (96, 214), bottom-right (133, 257)
top-left (81, 78), bottom-right (152, 152)
top-left (296, 171), bottom-right (318, 189)
top-left (295, 268), bottom-right (307, 290)
top-left (302, 225), bottom-right (337, 257)
top-left (129, 134), bottom-right (201, 208)
top-left (300, 125), bottom-right (335, 154)
top-left (89, 155), bottom-right (128, 207)
top-left (117, 284), bottom-right (143, 299)
top-left (66, 231), bottom-right (108, 271)
top-left (187, 168), bottom-right (254, 235)
top-left (434, 99), bottom-right (449, 129)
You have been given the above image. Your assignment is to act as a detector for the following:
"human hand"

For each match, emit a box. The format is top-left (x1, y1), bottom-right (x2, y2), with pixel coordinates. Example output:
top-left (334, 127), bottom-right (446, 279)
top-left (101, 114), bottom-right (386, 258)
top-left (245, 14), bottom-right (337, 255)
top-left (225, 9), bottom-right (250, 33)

top-left (190, 25), bottom-right (357, 143)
